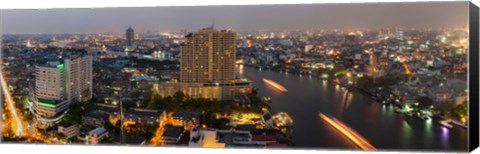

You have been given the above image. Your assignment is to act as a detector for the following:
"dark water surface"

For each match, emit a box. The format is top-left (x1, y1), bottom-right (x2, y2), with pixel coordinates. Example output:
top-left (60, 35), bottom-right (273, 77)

top-left (243, 67), bottom-right (467, 151)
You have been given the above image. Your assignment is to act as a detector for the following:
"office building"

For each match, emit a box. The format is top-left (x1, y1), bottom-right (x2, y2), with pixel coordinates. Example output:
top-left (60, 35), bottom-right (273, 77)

top-left (33, 55), bottom-right (93, 128)
top-left (126, 26), bottom-right (135, 46)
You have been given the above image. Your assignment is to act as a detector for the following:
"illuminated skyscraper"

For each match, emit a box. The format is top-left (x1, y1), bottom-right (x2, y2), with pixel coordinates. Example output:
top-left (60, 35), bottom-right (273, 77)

top-left (34, 54), bottom-right (92, 128)
top-left (180, 27), bottom-right (236, 83)
top-left (126, 26), bottom-right (135, 46)
top-left (158, 27), bottom-right (251, 100)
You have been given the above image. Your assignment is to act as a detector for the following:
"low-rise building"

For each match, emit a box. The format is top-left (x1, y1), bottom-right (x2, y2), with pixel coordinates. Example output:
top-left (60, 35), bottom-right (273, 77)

top-left (57, 122), bottom-right (80, 139)
top-left (161, 126), bottom-right (185, 144)
top-left (125, 108), bottom-right (166, 126)
top-left (111, 80), bottom-right (131, 91)
top-left (234, 95), bottom-right (252, 108)
top-left (262, 111), bottom-right (274, 129)
top-left (88, 127), bottom-right (109, 144)
top-left (82, 103), bottom-right (120, 127)
top-left (189, 128), bottom-right (226, 148)
top-left (215, 129), bottom-right (274, 147)
top-left (82, 112), bottom-right (110, 127)
top-left (172, 110), bottom-right (202, 130)
top-left (428, 87), bottom-right (452, 104)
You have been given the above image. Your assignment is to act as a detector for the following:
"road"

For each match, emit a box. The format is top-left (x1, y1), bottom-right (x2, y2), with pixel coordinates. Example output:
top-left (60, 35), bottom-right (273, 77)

top-left (1, 72), bottom-right (24, 136)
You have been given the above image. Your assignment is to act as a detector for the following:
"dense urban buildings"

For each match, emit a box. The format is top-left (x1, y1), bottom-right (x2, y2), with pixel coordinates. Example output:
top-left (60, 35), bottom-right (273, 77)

top-left (0, 2), bottom-right (471, 152)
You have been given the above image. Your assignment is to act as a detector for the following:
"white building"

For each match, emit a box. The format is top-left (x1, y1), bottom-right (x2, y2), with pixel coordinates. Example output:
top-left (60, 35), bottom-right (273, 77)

top-left (33, 55), bottom-right (93, 128)
top-left (189, 128), bottom-right (226, 148)
top-left (305, 45), bottom-right (314, 53)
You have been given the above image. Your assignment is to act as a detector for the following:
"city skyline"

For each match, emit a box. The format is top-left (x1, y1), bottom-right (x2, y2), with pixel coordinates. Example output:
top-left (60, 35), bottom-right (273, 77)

top-left (0, 1), bottom-right (469, 34)
top-left (0, 2), bottom-right (474, 151)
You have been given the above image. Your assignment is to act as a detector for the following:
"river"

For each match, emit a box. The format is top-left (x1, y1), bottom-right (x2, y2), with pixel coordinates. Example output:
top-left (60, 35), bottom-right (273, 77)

top-left (242, 66), bottom-right (468, 151)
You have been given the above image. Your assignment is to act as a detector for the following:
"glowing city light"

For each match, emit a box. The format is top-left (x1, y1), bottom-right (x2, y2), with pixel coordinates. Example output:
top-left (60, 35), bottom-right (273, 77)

top-left (1, 72), bottom-right (24, 136)
top-left (263, 78), bottom-right (288, 92)
top-left (402, 62), bottom-right (412, 75)
top-left (319, 113), bottom-right (376, 151)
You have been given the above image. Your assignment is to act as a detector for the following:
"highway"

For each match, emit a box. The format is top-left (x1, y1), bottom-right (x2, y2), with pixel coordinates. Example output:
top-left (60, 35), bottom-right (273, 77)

top-left (1, 72), bottom-right (24, 136)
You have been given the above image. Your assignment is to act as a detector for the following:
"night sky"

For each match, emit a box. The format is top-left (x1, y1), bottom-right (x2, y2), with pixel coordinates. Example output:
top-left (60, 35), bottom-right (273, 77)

top-left (0, 1), bottom-right (469, 34)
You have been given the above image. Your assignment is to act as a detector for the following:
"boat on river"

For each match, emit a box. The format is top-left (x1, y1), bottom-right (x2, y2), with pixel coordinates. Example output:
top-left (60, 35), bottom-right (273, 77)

top-left (262, 78), bottom-right (288, 92)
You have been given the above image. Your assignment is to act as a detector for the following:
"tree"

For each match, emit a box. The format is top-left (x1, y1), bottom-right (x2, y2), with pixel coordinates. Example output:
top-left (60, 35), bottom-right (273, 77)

top-left (62, 103), bottom-right (84, 124)
top-left (144, 125), bottom-right (159, 141)
top-left (146, 93), bottom-right (161, 109)
top-left (416, 97), bottom-right (434, 110)
top-left (173, 91), bottom-right (186, 103)
top-left (452, 101), bottom-right (468, 123)
top-left (375, 76), bottom-right (400, 87)
top-left (435, 102), bottom-right (454, 116)
top-left (356, 76), bottom-right (374, 91)
top-left (213, 118), bottom-right (231, 129)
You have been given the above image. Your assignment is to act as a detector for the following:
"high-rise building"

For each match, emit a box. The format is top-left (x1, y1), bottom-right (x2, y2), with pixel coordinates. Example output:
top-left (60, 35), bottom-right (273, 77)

top-left (180, 28), bottom-right (236, 83)
top-left (126, 26), bottom-right (135, 46)
top-left (157, 27), bottom-right (251, 100)
top-left (33, 54), bottom-right (93, 128)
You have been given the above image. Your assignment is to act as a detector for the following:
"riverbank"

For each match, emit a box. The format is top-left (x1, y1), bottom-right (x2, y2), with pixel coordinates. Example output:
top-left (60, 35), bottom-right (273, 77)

top-left (436, 115), bottom-right (469, 129)
top-left (243, 66), bottom-right (468, 150)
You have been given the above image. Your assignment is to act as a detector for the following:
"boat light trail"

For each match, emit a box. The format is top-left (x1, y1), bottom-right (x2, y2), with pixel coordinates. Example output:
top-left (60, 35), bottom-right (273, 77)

top-left (263, 78), bottom-right (288, 92)
top-left (319, 113), bottom-right (376, 151)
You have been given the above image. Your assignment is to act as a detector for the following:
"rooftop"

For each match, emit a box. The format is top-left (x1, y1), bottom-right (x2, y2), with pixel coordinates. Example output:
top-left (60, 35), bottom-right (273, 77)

top-left (173, 110), bottom-right (202, 119)
top-left (89, 127), bottom-right (107, 136)
top-left (216, 130), bottom-right (251, 145)
top-left (89, 103), bottom-right (119, 113)
top-left (251, 134), bottom-right (277, 142)
top-left (162, 126), bottom-right (184, 138)
top-left (126, 108), bottom-right (162, 117)
top-left (262, 113), bottom-right (272, 121)
top-left (82, 112), bottom-right (109, 119)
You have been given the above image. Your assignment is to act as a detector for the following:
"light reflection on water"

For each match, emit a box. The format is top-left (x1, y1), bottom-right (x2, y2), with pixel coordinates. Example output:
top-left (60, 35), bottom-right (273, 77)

top-left (243, 67), bottom-right (467, 151)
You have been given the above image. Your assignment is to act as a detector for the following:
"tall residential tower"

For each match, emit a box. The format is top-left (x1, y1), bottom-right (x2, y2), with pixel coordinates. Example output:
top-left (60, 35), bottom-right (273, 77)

top-left (157, 27), bottom-right (251, 100)
top-left (180, 27), bottom-right (237, 83)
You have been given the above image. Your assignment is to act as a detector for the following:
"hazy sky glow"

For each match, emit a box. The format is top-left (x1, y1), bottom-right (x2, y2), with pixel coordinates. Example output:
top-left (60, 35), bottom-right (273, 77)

top-left (0, 1), bottom-right (469, 34)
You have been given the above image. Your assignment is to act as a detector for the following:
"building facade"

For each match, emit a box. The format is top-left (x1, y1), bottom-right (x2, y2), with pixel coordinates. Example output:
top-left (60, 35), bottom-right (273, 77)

top-left (180, 28), bottom-right (236, 83)
top-left (126, 26), bottom-right (135, 46)
top-left (57, 122), bottom-right (80, 139)
top-left (157, 28), bottom-right (252, 100)
top-left (33, 55), bottom-right (93, 128)
top-left (88, 127), bottom-right (109, 144)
